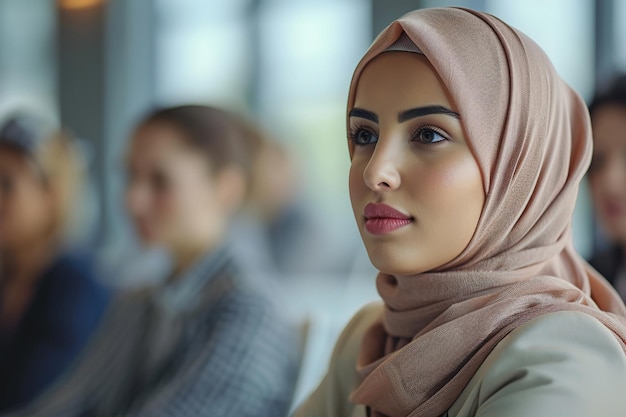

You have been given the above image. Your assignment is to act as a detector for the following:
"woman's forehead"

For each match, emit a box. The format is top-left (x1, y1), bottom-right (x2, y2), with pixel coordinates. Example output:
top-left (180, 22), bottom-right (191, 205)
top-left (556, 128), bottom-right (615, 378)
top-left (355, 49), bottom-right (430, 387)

top-left (353, 53), bottom-right (455, 115)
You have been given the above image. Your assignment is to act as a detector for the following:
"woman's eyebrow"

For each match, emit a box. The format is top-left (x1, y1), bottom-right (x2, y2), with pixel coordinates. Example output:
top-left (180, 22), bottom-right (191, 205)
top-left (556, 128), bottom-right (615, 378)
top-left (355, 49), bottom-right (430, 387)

top-left (349, 108), bottom-right (378, 123)
top-left (398, 105), bottom-right (460, 122)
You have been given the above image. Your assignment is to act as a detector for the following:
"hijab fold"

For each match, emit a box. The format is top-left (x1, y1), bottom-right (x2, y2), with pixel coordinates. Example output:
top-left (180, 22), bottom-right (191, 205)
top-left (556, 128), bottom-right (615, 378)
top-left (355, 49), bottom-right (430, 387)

top-left (346, 8), bottom-right (626, 417)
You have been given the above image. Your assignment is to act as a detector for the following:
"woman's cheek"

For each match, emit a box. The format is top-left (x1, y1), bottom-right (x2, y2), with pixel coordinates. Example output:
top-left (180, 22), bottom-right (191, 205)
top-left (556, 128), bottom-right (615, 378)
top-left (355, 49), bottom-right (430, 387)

top-left (412, 152), bottom-right (484, 258)
top-left (349, 161), bottom-right (368, 209)
top-left (420, 152), bottom-right (483, 210)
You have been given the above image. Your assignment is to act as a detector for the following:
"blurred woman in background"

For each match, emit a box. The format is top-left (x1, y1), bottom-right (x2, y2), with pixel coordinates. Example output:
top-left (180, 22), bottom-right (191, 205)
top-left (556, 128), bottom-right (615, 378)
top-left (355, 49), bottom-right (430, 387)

top-left (588, 76), bottom-right (626, 300)
top-left (229, 119), bottom-right (330, 278)
top-left (10, 105), bottom-right (298, 417)
top-left (0, 114), bottom-right (110, 412)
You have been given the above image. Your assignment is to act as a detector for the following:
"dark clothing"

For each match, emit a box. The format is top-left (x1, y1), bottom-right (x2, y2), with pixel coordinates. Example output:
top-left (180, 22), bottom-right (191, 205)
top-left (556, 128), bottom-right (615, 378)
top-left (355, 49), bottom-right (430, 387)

top-left (588, 245), bottom-right (626, 301)
top-left (0, 252), bottom-right (111, 412)
top-left (589, 245), bottom-right (623, 287)
top-left (8, 246), bottom-right (299, 417)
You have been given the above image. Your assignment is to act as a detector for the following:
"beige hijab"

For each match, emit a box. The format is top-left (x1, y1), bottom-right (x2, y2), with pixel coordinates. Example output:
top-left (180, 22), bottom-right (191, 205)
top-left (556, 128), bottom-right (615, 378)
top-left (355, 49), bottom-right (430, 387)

top-left (347, 8), bottom-right (626, 417)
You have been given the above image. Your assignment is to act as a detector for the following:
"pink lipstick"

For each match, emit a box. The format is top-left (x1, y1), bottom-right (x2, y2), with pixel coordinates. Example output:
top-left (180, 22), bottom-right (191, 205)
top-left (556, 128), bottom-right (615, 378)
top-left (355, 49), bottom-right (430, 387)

top-left (364, 203), bottom-right (413, 235)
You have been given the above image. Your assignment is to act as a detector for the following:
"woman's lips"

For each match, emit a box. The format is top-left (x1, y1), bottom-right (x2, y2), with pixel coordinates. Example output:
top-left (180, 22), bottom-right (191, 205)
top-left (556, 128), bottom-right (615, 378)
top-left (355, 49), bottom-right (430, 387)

top-left (364, 203), bottom-right (413, 235)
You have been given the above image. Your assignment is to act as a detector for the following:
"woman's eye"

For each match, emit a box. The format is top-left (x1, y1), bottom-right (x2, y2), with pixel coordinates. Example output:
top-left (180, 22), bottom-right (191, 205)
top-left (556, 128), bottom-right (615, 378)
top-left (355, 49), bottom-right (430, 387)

top-left (413, 127), bottom-right (447, 145)
top-left (351, 128), bottom-right (378, 146)
top-left (151, 170), bottom-right (170, 193)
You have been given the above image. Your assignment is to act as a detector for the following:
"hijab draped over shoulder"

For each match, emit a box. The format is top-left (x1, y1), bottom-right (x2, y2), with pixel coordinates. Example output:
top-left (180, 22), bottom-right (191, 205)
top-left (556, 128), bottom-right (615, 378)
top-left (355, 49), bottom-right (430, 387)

top-left (346, 7), bottom-right (626, 417)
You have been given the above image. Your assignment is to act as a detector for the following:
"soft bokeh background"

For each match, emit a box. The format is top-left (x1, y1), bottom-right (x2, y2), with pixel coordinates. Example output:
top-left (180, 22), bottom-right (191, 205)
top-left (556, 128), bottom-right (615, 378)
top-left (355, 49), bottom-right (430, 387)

top-left (2, 0), bottom-right (625, 407)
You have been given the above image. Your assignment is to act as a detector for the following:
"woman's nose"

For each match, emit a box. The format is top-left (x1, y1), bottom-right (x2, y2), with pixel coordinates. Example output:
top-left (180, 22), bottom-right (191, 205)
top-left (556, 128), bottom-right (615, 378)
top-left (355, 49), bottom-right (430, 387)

top-left (362, 141), bottom-right (401, 192)
top-left (126, 183), bottom-right (148, 216)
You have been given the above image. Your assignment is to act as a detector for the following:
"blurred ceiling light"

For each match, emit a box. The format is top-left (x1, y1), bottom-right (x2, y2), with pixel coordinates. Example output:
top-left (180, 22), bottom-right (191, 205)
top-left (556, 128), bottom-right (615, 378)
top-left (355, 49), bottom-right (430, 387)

top-left (58, 0), bottom-right (104, 10)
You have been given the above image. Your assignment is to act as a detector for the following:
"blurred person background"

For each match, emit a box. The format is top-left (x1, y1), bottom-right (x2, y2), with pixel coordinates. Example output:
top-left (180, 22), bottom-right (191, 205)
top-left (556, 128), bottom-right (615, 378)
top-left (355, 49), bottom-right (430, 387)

top-left (228, 118), bottom-right (345, 279)
top-left (1, 105), bottom-right (298, 417)
top-left (588, 75), bottom-right (626, 300)
top-left (0, 113), bottom-right (110, 412)
top-left (2, 0), bottom-right (626, 413)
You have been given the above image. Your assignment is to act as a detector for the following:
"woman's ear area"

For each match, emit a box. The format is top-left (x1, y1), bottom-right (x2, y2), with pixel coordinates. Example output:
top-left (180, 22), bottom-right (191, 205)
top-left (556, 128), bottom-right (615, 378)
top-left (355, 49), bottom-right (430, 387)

top-left (214, 165), bottom-right (248, 215)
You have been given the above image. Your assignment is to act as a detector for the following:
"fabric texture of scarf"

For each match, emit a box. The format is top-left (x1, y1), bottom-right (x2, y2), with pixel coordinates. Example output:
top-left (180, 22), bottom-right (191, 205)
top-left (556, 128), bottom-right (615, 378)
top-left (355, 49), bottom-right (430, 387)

top-left (346, 7), bottom-right (626, 417)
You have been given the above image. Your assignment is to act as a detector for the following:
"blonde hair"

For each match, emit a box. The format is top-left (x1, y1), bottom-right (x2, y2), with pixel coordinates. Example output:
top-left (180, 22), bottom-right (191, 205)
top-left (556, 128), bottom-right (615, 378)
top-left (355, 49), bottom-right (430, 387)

top-left (35, 130), bottom-right (86, 242)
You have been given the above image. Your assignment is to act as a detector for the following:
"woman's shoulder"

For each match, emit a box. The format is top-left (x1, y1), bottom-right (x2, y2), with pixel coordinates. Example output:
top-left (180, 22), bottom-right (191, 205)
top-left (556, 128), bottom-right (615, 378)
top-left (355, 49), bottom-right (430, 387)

top-left (293, 303), bottom-right (382, 417)
top-left (333, 302), bottom-right (384, 392)
top-left (449, 310), bottom-right (626, 417)
top-left (40, 251), bottom-right (103, 290)
top-left (333, 302), bottom-right (384, 363)
top-left (33, 251), bottom-right (110, 318)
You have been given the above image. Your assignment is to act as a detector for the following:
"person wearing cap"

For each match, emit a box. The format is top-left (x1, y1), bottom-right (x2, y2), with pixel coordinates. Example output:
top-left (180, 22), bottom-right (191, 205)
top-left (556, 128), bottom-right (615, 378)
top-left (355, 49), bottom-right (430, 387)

top-left (0, 114), bottom-right (111, 412)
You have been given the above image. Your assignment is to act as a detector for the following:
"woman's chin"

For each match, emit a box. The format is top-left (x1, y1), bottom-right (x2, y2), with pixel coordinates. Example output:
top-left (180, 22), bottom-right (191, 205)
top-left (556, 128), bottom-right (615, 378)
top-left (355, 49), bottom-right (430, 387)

top-left (368, 257), bottom-right (424, 277)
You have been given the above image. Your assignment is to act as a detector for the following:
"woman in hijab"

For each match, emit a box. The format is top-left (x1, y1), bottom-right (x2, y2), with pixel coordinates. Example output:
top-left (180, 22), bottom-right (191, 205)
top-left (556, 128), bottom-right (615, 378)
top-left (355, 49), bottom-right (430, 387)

top-left (294, 7), bottom-right (626, 417)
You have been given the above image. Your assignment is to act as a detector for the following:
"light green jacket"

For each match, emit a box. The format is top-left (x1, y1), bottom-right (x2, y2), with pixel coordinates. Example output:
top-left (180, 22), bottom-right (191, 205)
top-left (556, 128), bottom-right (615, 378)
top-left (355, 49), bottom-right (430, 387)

top-left (294, 303), bottom-right (626, 417)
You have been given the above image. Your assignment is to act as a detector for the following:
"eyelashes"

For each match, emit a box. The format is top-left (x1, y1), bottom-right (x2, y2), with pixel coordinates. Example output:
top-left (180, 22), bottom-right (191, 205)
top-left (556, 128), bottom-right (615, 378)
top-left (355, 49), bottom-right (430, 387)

top-left (349, 125), bottom-right (378, 146)
top-left (411, 125), bottom-right (449, 144)
top-left (349, 124), bottom-right (451, 147)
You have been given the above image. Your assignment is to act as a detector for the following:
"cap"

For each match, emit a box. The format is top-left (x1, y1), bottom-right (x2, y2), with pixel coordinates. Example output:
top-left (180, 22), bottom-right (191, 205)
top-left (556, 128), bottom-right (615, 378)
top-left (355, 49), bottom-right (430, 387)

top-left (0, 113), bottom-right (54, 154)
top-left (384, 32), bottom-right (423, 54)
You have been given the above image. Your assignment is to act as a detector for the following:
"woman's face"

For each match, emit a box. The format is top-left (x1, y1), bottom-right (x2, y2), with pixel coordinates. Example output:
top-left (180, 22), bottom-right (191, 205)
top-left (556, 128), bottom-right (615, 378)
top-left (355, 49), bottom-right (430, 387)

top-left (589, 104), bottom-right (626, 244)
top-left (126, 122), bottom-right (234, 253)
top-left (349, 52), bottom-right (485, 277)
top-left (0, 147), bottom-right (52, 251)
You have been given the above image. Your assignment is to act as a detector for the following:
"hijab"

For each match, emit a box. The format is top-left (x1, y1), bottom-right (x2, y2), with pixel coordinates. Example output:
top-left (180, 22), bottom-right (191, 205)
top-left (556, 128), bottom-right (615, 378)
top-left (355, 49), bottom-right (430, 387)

top-left (346, 8), bottom-right (626, 417)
